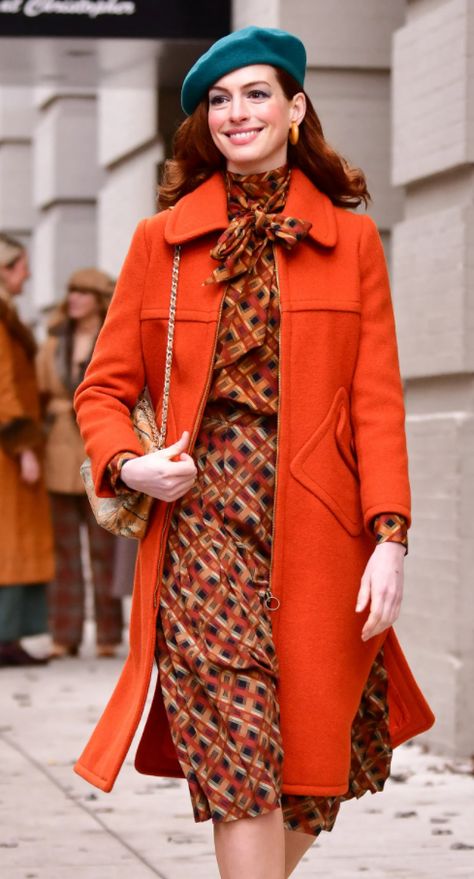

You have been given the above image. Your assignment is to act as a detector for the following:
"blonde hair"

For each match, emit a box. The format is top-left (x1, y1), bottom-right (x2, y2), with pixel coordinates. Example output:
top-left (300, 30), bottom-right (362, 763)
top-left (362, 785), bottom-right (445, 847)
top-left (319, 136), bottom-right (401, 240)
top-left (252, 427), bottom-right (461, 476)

top-left (0, 232), bottom-right (24, 269)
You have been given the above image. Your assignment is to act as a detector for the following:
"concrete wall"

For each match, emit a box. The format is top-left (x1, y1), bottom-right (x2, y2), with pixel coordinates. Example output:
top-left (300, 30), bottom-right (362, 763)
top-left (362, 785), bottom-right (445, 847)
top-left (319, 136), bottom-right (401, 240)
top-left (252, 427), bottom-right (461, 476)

top-left (392, 0), bottom-right (474, 755)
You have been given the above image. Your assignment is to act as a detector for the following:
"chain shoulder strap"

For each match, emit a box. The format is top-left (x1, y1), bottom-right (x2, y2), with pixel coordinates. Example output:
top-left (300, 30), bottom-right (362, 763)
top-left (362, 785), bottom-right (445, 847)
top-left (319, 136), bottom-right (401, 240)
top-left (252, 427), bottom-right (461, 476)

top-left (156, 244), bottom-right (181, 450)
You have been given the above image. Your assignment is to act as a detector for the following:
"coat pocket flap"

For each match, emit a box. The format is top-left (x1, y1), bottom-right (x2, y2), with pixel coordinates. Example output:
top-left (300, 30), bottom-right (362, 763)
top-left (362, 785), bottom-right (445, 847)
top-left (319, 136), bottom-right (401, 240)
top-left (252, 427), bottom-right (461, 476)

top-left (282, 298), bottom-right (362, 314)
top-left (290, 387), bottom-right (363, 536)
top-left (140, 307), bottom-right (216, 323)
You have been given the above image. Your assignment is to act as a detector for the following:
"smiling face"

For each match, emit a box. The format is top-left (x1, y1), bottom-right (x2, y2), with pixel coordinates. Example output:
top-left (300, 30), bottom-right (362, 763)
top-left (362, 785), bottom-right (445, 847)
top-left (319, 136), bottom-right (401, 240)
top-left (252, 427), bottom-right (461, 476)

top-left (208, 64), bottom-right (306, 174)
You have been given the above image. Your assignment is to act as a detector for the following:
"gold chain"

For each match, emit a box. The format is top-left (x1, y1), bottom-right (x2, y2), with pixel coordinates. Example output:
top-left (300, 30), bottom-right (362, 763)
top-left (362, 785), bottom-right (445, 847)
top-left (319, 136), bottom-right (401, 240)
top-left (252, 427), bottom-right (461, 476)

top-left (157, 244), bottom-right (181, 450)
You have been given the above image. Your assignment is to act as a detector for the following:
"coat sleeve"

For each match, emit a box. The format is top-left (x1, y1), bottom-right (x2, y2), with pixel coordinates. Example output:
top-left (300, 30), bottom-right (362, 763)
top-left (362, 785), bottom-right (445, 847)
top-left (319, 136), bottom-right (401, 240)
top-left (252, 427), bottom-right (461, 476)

top-left (74, 220), bottom-right (150, 497)
top-left (351, 214), bottom-right (411, 533)
top-left (0, 321), bottom-right (43, 455)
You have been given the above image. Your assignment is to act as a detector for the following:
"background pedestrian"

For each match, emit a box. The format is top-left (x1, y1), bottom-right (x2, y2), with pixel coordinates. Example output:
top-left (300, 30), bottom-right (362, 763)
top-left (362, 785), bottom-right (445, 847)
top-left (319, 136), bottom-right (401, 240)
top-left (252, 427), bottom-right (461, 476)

top-left (37, 268), bottom-right (123, 658)
top-left (0, 232), bottom-right (54, 667)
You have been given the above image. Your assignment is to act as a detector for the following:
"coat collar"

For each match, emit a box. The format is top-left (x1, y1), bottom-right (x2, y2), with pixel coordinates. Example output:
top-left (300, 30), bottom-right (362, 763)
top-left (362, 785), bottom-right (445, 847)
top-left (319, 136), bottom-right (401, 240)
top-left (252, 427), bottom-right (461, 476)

top-left (164, 167), bottom-right (338, 248)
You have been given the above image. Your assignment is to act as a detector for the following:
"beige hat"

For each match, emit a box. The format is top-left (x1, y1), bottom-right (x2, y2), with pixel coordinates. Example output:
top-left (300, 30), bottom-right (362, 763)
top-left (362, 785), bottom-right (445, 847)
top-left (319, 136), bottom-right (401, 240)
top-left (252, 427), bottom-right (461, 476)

top-left (67, 267), bottom-right (115, 298)
top-left (48, 266), bottom-right (115, 332)
top-left (0, 232), bottom-right (24, 269)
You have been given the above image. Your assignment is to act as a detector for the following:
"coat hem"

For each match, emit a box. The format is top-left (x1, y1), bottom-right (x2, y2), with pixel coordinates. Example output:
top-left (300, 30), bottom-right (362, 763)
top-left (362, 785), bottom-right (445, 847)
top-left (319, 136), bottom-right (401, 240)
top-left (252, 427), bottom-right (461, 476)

top-left (74, 760), bottom-right (114, 793)
top-left (390, 719), bottom-right (433, 749)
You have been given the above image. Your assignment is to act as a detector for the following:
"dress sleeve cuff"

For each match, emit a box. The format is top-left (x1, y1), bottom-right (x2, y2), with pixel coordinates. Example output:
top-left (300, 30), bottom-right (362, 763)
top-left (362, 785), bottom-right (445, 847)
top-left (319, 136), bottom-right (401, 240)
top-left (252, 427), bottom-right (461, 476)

top-left (107, 452), bottom-right (139, 496)
top-left (372, 513), bottom-right (408, 555)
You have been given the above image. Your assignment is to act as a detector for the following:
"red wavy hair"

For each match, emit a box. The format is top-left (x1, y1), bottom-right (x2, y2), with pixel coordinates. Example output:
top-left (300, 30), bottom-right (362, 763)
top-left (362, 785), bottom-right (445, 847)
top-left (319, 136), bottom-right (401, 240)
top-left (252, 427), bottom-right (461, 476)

top-left (158, 68), bottom-right (370, 210)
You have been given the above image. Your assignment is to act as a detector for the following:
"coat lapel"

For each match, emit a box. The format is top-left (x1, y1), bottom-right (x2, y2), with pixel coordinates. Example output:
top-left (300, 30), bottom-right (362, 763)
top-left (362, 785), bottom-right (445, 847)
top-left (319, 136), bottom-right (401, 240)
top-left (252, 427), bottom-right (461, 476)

top-left (164, 168), bottom-right (338, 249)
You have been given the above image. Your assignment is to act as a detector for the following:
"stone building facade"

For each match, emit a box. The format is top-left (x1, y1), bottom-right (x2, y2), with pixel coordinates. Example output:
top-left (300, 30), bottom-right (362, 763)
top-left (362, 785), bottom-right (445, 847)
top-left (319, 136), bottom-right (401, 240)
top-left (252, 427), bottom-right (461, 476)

top-left (391, 0), bottom-right (474, 757)
top-left (0, 0), bottom-right (471, 756)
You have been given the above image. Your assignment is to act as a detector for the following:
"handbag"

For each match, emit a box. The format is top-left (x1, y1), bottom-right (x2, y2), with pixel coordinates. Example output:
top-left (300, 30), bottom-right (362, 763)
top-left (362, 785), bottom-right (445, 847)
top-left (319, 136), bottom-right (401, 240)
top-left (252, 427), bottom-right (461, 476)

top-left (80, 245), bottom-right (181, 540)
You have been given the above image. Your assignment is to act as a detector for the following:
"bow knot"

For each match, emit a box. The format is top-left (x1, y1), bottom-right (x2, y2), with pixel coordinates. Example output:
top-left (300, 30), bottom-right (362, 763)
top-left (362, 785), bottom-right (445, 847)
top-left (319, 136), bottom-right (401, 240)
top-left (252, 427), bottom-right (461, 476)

top-left (205, 207), bottom-right (311, 285)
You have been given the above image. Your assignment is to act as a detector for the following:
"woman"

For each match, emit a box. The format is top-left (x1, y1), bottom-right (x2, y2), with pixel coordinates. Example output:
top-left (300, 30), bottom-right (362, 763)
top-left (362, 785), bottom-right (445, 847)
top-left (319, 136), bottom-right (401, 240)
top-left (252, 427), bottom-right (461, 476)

top-left (0, 233), bottom-right (54, 666)
top-left (37, 268), bottom-right (123, 658)
top-left (74, 27), bottom-right (434, 879)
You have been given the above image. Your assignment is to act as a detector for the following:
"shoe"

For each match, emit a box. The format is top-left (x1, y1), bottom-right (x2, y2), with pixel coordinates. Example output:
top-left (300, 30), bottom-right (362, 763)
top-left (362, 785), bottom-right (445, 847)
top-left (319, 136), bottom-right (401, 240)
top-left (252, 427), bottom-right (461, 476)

top-left (50, 642), bottom-right (79, 658)
top-left (0, 642), bottom-right (50, 667)
top-left (96, 644), bottom-right (118, 658)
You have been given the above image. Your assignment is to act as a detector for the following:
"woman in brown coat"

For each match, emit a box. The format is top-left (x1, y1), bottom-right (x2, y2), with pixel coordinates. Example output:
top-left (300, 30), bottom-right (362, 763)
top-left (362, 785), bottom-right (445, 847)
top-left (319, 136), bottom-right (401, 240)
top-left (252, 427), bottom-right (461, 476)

top-left (74, 27), bottom-right (434, 879)
top-left (0, 233), bottom-right (54, 666)
top-left (37, 269), bottom-right (123, 658)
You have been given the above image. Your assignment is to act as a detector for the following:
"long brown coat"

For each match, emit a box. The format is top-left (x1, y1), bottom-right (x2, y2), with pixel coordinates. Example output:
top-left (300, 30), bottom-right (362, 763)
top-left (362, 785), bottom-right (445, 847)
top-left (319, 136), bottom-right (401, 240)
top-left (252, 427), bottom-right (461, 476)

top-left (0, 291), bottom-right (54, 585)
top-left (36, 327), bottom-right (88, 495)
top-left (74, 170), bottom-right (434, 795)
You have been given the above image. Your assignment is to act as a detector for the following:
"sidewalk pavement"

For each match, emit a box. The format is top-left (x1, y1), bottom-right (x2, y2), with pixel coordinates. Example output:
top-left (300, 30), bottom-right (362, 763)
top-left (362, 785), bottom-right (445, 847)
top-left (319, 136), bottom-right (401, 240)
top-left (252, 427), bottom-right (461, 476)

top-left (1, 634), bottom-right (473, 879)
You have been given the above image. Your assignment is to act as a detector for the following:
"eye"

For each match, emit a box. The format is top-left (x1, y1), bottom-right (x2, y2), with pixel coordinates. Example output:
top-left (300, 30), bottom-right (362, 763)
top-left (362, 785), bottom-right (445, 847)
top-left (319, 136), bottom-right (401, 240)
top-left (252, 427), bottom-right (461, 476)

top-left (248, 89), bottom-right (270, 100)
top-left (209, 93), bottom-right (228, 106)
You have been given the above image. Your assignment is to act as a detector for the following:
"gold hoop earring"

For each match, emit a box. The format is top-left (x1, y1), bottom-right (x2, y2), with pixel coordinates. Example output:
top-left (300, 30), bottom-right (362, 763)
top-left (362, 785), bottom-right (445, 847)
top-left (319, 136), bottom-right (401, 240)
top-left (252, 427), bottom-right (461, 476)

top-left (289, 122), bottom-right (299, 145)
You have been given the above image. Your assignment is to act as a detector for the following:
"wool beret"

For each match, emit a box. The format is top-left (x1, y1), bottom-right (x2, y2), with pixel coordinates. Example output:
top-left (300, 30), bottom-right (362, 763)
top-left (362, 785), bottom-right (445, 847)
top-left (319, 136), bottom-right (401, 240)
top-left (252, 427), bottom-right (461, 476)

top-left (181, 26), bottom-right (306, 116)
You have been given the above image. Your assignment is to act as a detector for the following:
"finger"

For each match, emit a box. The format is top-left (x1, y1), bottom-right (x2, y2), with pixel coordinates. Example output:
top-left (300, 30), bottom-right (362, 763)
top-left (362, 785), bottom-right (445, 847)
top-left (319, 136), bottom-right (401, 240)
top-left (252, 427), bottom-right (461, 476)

top-left (163, 459), bottom-right (197, 477)
top-left (382, 593), bottom-right (402, 630)
top-left (163, 481), bottom-right (195, 502)
top-left (169, 487), bottom-right (194, 501)
top-left (362, 612), bottom-right (381, 641)
top-left (378, 575), bottom-right (403, 627)
top-left (177, 452), bottom-right (198, 470)
top-left (365, 608), bottom-right (397, 639)
top-left (355, 574), bottom-right (371, 612)
top-left (363, 592), bottom-right (397, 640)
top-left (361, 591), bottom-right (384, 640)
top-left (162, 431), bottom-right (191, 460)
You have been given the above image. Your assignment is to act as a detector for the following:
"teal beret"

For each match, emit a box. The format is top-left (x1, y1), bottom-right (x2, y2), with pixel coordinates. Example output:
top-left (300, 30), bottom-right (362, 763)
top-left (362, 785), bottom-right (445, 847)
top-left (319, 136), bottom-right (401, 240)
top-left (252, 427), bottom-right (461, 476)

top-left (181, 26), bottom-right (306, 116)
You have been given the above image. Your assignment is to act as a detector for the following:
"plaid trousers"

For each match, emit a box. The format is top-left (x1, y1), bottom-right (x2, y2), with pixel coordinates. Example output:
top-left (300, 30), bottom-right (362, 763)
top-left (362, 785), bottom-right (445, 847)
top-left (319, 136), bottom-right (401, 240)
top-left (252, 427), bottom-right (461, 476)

top-left (48, 493), bottom-right (123, 648)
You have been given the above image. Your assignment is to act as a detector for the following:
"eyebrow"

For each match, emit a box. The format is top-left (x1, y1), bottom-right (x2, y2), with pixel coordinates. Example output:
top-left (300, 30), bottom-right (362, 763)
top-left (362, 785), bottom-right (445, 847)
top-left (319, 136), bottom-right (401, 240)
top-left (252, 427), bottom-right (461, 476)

top-left (209, 80), bottom-right (272, 93)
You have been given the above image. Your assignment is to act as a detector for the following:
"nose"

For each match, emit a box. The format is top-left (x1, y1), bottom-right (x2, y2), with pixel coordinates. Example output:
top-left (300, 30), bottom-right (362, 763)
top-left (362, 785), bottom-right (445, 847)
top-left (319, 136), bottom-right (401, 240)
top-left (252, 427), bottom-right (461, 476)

top-left (228, 94), bottom-right (249, 123)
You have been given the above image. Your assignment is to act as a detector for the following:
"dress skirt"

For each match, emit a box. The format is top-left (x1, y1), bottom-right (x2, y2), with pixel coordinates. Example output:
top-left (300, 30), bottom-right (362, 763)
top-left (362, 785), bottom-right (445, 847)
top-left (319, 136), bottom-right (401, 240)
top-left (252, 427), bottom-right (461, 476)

top-left (155, 402), bottom-right (392, 836)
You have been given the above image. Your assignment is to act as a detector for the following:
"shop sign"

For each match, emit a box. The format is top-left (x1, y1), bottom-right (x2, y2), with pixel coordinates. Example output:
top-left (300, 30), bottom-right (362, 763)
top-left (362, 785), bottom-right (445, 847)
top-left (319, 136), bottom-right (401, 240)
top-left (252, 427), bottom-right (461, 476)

top-left (0, 0), bottom-right (230, 38)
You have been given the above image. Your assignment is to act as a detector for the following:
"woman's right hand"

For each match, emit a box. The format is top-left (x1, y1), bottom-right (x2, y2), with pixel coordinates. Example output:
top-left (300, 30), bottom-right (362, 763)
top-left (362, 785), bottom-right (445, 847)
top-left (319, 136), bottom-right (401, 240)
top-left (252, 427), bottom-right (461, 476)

top-left (120, 431), bottom-right (197, 501)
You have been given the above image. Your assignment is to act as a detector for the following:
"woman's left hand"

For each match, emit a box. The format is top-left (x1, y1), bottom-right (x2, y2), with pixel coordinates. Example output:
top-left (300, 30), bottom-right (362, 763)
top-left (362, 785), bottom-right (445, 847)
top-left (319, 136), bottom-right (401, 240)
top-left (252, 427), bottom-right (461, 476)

top-left (355, 542), bottom-right (405, 641)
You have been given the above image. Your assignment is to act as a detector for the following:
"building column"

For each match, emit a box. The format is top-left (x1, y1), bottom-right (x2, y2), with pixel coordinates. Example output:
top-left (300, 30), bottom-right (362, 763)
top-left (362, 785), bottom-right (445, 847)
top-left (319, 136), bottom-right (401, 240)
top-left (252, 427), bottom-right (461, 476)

top-left (0, 86), bottom-right (35, 318)
top-left (392, 0), bottom-right (474, 756)
top-left (97, 52), bottom-right (164, 278)
top-left (32, 87), bottom-right (101, 311)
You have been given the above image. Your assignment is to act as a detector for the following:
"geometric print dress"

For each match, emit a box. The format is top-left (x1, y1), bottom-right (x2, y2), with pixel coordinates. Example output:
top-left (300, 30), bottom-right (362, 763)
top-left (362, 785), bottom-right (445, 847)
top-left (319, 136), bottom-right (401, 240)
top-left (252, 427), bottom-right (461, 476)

top-left (155, 165), bottom-right (393, 836)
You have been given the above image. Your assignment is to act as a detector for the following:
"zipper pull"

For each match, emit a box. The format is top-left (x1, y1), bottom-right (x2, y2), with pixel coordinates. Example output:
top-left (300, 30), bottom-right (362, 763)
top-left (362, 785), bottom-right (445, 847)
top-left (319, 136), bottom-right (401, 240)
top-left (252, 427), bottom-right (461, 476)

top-left (264, 589), bottom-right (280, 612)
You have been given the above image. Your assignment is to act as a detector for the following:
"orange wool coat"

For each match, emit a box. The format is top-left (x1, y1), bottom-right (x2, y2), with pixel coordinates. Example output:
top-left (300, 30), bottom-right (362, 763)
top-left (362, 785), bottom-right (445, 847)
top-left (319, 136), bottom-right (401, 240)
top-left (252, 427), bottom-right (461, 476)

top-left (74, 169), bottom-right (434, 795)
